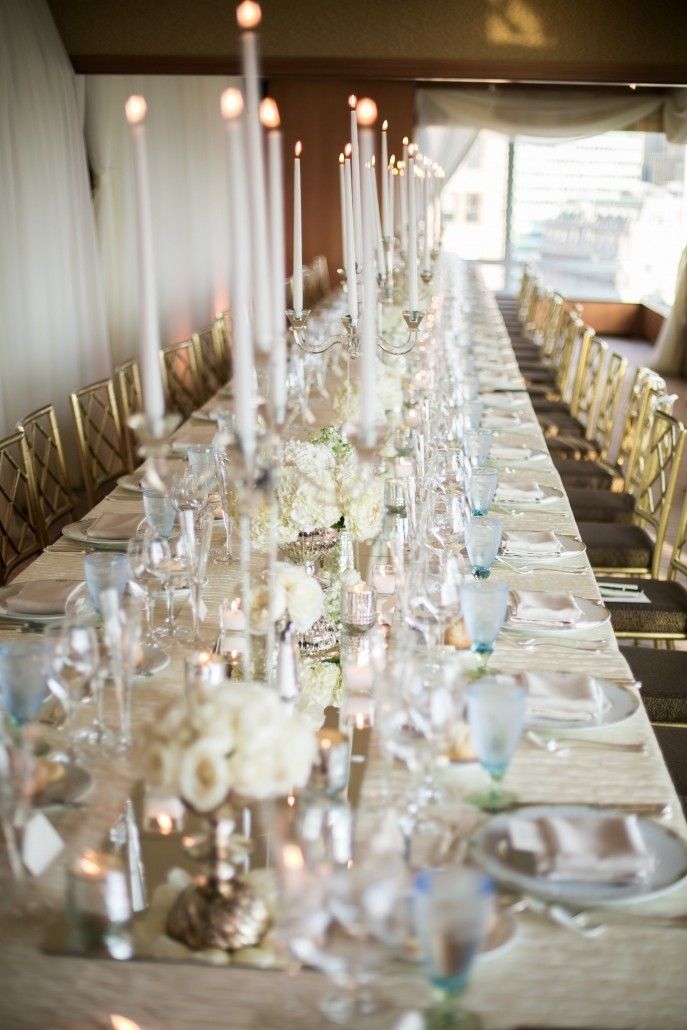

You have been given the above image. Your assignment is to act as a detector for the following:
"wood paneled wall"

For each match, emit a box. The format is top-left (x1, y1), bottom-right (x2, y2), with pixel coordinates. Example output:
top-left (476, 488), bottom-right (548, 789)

top-left (269, 79), bottom-right (415, 280)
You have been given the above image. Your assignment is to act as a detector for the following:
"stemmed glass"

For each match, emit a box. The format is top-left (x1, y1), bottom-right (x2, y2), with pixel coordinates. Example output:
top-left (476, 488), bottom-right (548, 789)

top-left (141, 531), bottom-right (189, 641)
top-left (171, 467), bottom-right (209, 520)
top-left (44, 618), bottom-right (100, 755)
top-left (178, 510), bottom-right (213, 648)
top-left (465, 467), bottom-right (498, 517)
top-left (460, 580), bottom-right (509, 671)
top-left (412, 867), bottom-right (491, 1028)
top-left (213, 448), bottom-right (235, 565)
top-left (127, 533), bottom-right (159, 644)
top-left (464, 516), bottom-right (503, 579)
top-left (466, 676), bottom-right (527, 811)
top-left (99, 590), bottom-right (145, 751)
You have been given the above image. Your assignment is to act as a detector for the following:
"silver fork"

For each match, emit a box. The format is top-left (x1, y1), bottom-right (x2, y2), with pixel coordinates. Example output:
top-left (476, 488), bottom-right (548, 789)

top-left (526, 730), bottom-right (648, 756)
top-left (497, 557), bottom-right (588, 576)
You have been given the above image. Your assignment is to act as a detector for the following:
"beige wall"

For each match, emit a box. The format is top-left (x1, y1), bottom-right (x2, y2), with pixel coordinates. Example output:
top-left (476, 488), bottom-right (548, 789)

top-left (49, 0), bottom-right (687, 83)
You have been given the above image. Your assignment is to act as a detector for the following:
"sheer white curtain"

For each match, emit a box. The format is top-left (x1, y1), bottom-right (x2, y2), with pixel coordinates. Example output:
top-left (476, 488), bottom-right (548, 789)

top-left (85, 76), bottom-right (238, 368)
top-left (0, 0), bottom-right (109, 439)
top-left (416, 126), bottom-right (478, 183)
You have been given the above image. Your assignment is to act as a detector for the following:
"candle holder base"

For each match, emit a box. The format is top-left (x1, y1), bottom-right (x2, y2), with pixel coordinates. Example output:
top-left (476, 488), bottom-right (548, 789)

top-left (287, 308), bottom-right (360, 356)
top-left (376, 309), bottom-right (425, 356)
top-left (420, 269), bottom-right (433, 285)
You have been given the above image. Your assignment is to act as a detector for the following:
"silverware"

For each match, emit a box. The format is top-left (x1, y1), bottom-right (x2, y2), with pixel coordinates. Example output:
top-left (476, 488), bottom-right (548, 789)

top-left (513, 801), bottom-right (672, 818)
top-left (509, 894), bottom-right (687, 935)
top-left (526, 730), bottom-right (648, 756)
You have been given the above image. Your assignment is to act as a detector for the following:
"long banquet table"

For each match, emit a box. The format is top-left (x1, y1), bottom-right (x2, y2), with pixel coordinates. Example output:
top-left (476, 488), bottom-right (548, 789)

top-left (1, 264), bottom-right (686, 1029)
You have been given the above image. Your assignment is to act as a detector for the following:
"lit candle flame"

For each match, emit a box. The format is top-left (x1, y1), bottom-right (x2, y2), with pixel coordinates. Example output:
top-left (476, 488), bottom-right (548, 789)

top-left (220, 87), bottom-right (244, 121)
top-left (125, 95), bottom-right (147, 126)
top-left (339, 152), bottom-right (344, 164)
top-left (356, 97), bottom-right (378, 127)
top-left (236, 0), bottom-right (261, 29)
top-left (259, 97), bottom-right (280, 129)
top-left (389, 154), bottom-right (396, 166)
top-left (157, 812), bottom-right (174, 835)
top-left (344, 142), bottom-right (352, 157)
top-left (283, 843), bottom-right (304, 871)
top-left (294, 141), bottom-right (302, 158)
top-left (402, 136), bottom-right (409, 146)
top-left (348, 94), bottom-right (357, 110)
top-left (286, 793), bottom-right (296, 807)
top-left (382, 119), bottom-right (388, 131)
top-left (110, 1017), bottom-right (141, 1030)
top-left (77, 850), bottom-right (104, 877)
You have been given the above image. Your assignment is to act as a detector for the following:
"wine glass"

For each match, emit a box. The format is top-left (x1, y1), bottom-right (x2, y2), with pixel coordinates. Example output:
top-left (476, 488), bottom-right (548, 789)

top-left (412, 867), bottom-right (491, 1028)
top-left (213, 448), bottom-right (235, 565)
top-left (460, 580), bottom-right (508, 671)
top-left (141, 532), bottom-right (188, 641)
top-left (464, 516), bottom-right (503, 579)
top-left (126, 533), bottom-right (160, 644)
top-left (466, 676), bottom-right (527, 812)
top-left (171, 467), bottom-right (208, 519)
top-left (44, 619), bottom-right (100, 756)
top-left (465, 467), bottom-right (499, 517)
top-left (177, 510), bottom-right (213, 648)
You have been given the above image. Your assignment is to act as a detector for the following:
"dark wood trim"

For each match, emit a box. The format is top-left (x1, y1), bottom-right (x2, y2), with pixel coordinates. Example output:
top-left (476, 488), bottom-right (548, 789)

top-left (69, 54), bottom-right (687, 86)
top-left (565, 300), bottom-right (665, 344)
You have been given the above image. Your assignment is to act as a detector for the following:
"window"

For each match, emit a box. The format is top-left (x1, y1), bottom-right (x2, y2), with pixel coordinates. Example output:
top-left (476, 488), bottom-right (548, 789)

top-left (466, 137), bottom-right (482, 169)
top-left (465, 193), bottom-right (481, 222)
top-left (444, 129), bottom-right (687, 308)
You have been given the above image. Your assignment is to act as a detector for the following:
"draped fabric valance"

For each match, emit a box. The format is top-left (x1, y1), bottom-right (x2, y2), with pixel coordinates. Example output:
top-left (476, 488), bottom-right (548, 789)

top-left (417, 86), bottom-right (687, 144)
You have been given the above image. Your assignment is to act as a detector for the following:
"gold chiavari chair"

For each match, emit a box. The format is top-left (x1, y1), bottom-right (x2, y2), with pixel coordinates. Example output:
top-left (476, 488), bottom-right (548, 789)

top-left (70, 378), bottom-right (128, 508)
top-left (543, 331), bottom-right (606, 444)
top-left (311, 255), bottom-right (330, 299)
top-left (580, 409), bottom-right (686, 580)
top-left (16, 405), bottom-right (75, 543)
top-left (516, 264), bottom-right (534, 322)
top-left (530, 307), bottom-right (585, 409)
top-left (193, 315), bottom-right (230, 403)
top-left (0, 430), bottom-right (45, 583)
top-left (160, 338), bottom-right (202, 420)
top-left (113, 359), bottom-right (142, 472)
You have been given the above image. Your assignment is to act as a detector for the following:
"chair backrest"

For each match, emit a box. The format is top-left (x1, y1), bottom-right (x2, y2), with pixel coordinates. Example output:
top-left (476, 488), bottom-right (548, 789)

top-left (517, 264), bottom-right (533, 319)
top-left (193, 315), bottom-right (230, 403)
top-left (0, 429), bottom-right (45, 583)
top-left (536, 293), bottom-right (565, 360)
top-left (666, 486), bottom-right (687, 586)
top-left (311, 255), bottom-right (330, 299)
top-left (552, 309), bottom-right (583, 401)
top-left (631, 411), bottom-right (686, 577)
top-left (615, 368), bottom-right (666, 485)
top-left (569, 330), bottom-right (606, 433)
top-left (70, 378), bottom-right (128, 508)
top-left (113, 359), bottom-right (143, 472)
top-left (15, 404), bottom-right (74, 543)
top-left (591, 350), bottom-right (628, 461)
top-left (160, 338), bottom-right (201, 419)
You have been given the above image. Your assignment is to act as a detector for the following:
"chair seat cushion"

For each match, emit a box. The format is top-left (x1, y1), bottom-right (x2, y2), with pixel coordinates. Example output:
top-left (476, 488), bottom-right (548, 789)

top-left (524, 369), bottom-right (556, 385)
top-left (554, 457), bottom-right (616, 490)
top-left (578, 522), bottom-right (653, 570)
top-left (652, 725), bottom-right (687, 811)
top-left (567, 488), bottom-right (635, 524)
top-left (531, 395), bottom-right (567, 411)
top-left (619, 645), bottom-right (687, 723)
top-left (608, 579), bottom-right (687, 636)
top-left (543, 416), bottom-right (585, 437)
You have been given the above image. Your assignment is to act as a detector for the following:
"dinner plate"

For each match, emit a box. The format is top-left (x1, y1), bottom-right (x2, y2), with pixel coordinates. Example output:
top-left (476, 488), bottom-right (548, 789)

top-left (62, 518), bottom-right (137, 551)
top-left (482, 412), bottom-right (525, 430)
top-left (505, 592), bottom-right (610, 635)
top-left (0, 580), bottom-right (82, 623)
top-left (35, 759), bottom-right (92, 808)
top-left (469, 805), bottom-right (687, 906)
top-left (480, 391), bottom-right (530, 409)
top-left (494, 484), bottom-right (565, 509)
top-left (191, 407), bottom-right (233, 423)
top-left (499, 533), bottom-right (585, 563)
top-left (490, 444), bottom-right (548, 464)
top-left (524, 675), bottom-right (640, 730)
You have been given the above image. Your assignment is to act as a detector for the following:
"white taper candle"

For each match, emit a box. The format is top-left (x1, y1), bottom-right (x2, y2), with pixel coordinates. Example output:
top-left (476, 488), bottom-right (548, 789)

top-left (407, 146), bottom-right (419, 313)
top-left (349, 95), bottom-right (363, 270)
top-left (293, 141), bottom-right (303, 317)
top-left (260, 98), bottom-right (287, 423)
top-left (357, 98), bottom-right (378, 445)
top-left (343, 145), bottom-right (358, 322)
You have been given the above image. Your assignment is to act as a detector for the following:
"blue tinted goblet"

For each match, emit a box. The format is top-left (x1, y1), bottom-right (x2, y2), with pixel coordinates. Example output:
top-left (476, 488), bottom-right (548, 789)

top-left (466, 467), bottom-right (498, 517)
top-left (460, 580), bottom-right (508, 671)
top-left (466, 676), bottom-right (527, 811)
top-left (464, 516), bottom-right (503, 578)
top-left (84, 553), bottom-right (128, 614)
top-left (413, 867), bottom-right (491, 1028)
top-left (142, 489), bottom-right (176, 538)
top-left (463, 430), bottom-right (494, 470)
top-left (0, 639), bottom-right (55, 726)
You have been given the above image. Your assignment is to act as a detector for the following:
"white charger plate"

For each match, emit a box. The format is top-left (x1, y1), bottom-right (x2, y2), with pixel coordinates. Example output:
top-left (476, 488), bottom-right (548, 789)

top-left (494, 484), bottom-right (565, 509)
top-left (499, 533), bottom-right (585, 563)
top-left (62, 518), bottom-right (137, 551)
top-left (469, 804), bottom-right (687, 906)
top-left (490, 445), bottom-right (548, 464)
top-left (481, 391), bottom-right (530, 409)
top-left (522, 674), bottom-right (640, 730)
top-left (505, 592), bottom-right (610, 635)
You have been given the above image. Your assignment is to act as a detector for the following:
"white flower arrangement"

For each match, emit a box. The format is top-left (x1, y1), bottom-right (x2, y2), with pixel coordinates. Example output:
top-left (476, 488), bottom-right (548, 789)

top-left (333, 356), bottom-right (406, 425)
top-left (249, 561), bottom-right (325, 633)
top-left (146, 683), bottom-right (318, 812)
top-left (295, 657), bottom-right (343, 728)
top-left (246, 427), bottom-right (384, 551)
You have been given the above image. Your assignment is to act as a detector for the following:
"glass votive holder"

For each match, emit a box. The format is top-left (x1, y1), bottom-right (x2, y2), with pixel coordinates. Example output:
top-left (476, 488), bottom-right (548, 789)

top-left (371, 561), bottom-right (396, 596)
top-left (341, 582), bottom-right (377, 632)
top-left (310, 727), bottom-right (350, 797)
top-left (384, 477), bottom-right (407, 515)
top-left (143, 792), bottom-right (186, 835)
top-left (66, 849), bottom-right (133, 959)
top-left (184, 650), bottom-right (228, 708)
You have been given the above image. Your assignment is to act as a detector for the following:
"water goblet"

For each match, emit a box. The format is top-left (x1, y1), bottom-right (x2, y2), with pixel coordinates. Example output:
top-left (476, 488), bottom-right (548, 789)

top-left (171, 467), bottom-right (209, 519)
top-left (141, 532), bottom-right (181, 640)
top-left (460, 580), bottom-right (508, 670)
top-left (142, 489), bottom-right (176, 538)
top-left (213, 448), bottom-right (235, 565)
top-left (464, 516), bottom-right (503, 578)
top-left (466, 467), bottom-right (498, 517)
top-left (460, 399), bottom-right (483, 431)
top-left (466, 676), bottom-right (527, 811)
top-left (44, 619), bottom-right (100, 754)
top-left (463, 429), bottom-right (493, 470)
top-left (84, 553), bottom-right (128, 613)
top-left (0, 639), bottom-right (56, 728)
top-left (412, 867), bottom-right (491, 1028)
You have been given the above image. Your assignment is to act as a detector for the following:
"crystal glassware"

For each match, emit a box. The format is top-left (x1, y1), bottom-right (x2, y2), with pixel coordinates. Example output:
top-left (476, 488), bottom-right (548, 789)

top-left (44, 618), bottom-right (100, 754)
top-left (463, 429), bottom-right (494, 470)
top-left (0, 638), bottom-right (56, 727)
top-left (460, 580), bottom-right (508, 670)
top-left (460, 399), bottom-right (483, 431)
top-left (141, 532), bottom-right (188, 640)
top-left (412, 867), bottom-right (491, 1028)
top-left (466, 676), bottom-right (527, 811)
top-left (213, 448), bottom-right (235, 565)
top-left (178, 510), bottom-right (214, 649)
top-left (99, 591), bottom-right (145, 751)
top-left (126, 534), bottom-right (159, 643)
top-left (142, 488), bottom-right (176, 538)
top-left (84, 553), bottom-right (128, 613)
top-left (464, 515), bottom-right (503, 578)
top-left (465, 467), bottom-right (498, 517)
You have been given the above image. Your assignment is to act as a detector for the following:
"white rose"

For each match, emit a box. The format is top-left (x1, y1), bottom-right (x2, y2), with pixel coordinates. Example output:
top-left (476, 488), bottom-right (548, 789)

top-left (153, 699), bottom-right (189, 740)
top-left (178, 739), bottom-right (232, 812)
top-left (286, 575), bottom-right (324, 632)
top-left (299, 658), bottom-right (343, 709)
top-left (146, 741), bottom-right (181, 790)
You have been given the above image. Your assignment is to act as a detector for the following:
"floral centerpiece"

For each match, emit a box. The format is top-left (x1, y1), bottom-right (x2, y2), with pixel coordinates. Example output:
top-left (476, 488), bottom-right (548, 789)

top-left (249, 561), bottom-right (325, 634)
top-left (147, 683), bottom-right (317, 812)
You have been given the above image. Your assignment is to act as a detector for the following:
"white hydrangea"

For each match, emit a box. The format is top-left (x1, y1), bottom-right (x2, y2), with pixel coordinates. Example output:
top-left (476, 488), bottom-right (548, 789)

top-left (299, 658), bottom-right (343, 710)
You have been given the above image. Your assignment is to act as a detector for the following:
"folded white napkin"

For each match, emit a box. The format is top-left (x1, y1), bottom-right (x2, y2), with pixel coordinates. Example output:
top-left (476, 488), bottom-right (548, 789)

top-left (503, 531), bottom-right (562, 557)
top-left (481, 392), bottom-right (527, 407)
top-left (484, 412), bottom-right (522, 430)
top-left (510, 590), bottom-right (582, 627)
top-left (520, 672), bottom-right (608, 723)
top-left (87, 513), bottom-right (142, 540)
top-left (508, 814), bottom-right (654, 884)
top-left (5, 580), bottom-right (81, 615)
top-left (491, 443), bottom-right (529, 461)
top-left (496, 481), bottom-right (544, 503)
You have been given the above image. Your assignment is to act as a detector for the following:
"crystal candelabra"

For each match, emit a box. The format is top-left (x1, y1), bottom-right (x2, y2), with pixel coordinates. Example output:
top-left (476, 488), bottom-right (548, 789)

top-left (288, 305), bottom-right (425, 358)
